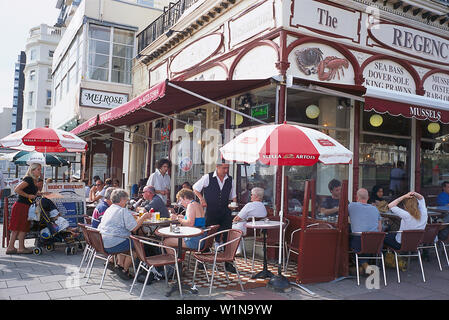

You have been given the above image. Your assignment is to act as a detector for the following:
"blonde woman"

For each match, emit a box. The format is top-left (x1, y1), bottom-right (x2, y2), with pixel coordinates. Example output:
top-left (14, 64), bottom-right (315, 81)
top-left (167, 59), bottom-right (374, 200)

top-left (6, 163), bottom-right (42, 254)
top-left (384, 191), bottom-right (427, 250)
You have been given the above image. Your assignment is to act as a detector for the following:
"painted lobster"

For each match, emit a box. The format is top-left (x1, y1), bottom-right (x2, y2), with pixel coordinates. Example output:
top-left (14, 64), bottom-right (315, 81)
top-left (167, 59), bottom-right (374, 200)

top-left (317, 56), bottom-right (349, 81)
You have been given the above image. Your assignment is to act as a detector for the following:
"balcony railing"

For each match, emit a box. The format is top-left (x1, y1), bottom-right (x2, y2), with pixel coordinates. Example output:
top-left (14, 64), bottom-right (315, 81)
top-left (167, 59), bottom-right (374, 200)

top-left (137, 0), bottom-right (199, 53)
top-left (432, 0), bottom-right (449, 6)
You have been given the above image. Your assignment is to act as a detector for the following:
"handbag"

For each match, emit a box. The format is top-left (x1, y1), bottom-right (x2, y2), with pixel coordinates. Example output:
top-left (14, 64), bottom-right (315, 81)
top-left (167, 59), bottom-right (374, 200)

top-left (27, 203), bottom-right (39, 221)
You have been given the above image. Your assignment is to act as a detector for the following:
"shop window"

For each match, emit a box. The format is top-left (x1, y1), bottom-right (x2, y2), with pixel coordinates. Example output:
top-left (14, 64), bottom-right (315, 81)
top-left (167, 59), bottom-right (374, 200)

top-left (360, 109), bottom-right (411, 199)
top-left (420, 120), bottom-right (449, 203)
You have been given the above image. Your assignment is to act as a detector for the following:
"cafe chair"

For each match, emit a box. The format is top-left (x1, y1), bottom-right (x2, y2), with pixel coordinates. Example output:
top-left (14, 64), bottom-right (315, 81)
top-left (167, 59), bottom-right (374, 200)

top-left (83, 215), bottom-right (92, 225)
top-left (351, 231), bottom-right (387, 286)
top-left (192, 229), bottom-right (244, 297)
top-left (85, 227), bottom-right (135, 288)
top-left (184, 224), bottom-right (220, 271)
top-left (284, 222), bottom-right (334, 272)
top-left (438, 223), bottom-right (449, 267)
top-left (129, 235), bottom-right (182, 299)
top-left (386, 230), bottom-right (425, 283)
top-left (77, 223), bottom-right (95, 277)
top-left (417, 224), bottom-right (443, 271)
top-left (251, 217), bottom-right (290, 272)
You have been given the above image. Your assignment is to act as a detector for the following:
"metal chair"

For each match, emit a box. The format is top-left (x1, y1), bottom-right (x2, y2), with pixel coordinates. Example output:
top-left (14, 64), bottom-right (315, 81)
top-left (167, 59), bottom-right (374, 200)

top-left (251, 217), bottom-right (289, 272)
top-left (284, 222), bottom-right (334, 272)
top-left (184, 224), bottom-right (220, 271)
top-left (85, 227), bottom-right (135, 288)
top-left (418, 223), bottom-right (442, 271)
top-left (192, 229), bottom-right (244, 297)
top-left (77, 223), bottom-right (95, 277)
top-left (386, 230), bottom-right (425, 283)
top-left (438, 223), bottom-right (449, 267)
top-left (129, 235), bottom-right (182, 299)
top-left (351, 231), bottom-right (387, 286)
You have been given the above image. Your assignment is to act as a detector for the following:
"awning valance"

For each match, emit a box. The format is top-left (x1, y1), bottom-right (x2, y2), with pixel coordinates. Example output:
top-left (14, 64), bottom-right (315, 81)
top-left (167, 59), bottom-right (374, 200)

top-left (364, 86), bottom-right (449, 123)
top-left (71, 79), bottom-right (271, 136)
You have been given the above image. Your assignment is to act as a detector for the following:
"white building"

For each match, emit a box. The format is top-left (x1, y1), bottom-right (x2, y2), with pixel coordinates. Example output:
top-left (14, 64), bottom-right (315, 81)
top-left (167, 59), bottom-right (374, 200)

top-left (50, 0), bottom-right (171, 131)
top-left (22, 24), bottom-right (62, 129)
top-left (0, 107), bottom-right (13, 139)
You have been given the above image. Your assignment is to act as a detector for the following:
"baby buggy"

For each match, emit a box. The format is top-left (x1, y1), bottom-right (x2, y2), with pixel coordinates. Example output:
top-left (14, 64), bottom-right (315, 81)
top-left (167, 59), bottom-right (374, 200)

top-left (29, 196), bottom-right (83, 255)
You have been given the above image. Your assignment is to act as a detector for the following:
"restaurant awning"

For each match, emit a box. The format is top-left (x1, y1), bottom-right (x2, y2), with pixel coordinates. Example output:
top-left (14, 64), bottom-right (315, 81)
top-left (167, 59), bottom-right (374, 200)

top-left (71, 79), bottom-right (272, 136)
top-left (364, 86), bottom-right (449, 123)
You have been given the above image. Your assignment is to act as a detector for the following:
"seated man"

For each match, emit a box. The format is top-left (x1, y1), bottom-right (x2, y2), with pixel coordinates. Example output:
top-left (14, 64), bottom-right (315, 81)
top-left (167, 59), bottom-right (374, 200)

top-left (135, 186), bottom-right (169, 218)
top-left (91, 187), bottom-right (115, 228)
top-left (348, 188), bottom-right (382, 275)
top-left (320, 179), bottom-right (342, 217)
top-left (232, 187), bottom-right (267, 255)
top-left (437, 181), bottom-right (449, 206)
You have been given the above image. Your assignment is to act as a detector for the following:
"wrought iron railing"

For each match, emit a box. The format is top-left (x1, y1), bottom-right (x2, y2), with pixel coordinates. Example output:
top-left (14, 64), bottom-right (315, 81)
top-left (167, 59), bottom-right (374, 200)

top-left (137, 0), bottom-right (199, 53)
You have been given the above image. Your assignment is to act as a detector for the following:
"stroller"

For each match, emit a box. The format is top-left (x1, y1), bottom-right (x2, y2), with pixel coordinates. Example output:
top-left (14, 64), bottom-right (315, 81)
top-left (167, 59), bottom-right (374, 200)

top-left (29, 196), bottom-right (83, 255)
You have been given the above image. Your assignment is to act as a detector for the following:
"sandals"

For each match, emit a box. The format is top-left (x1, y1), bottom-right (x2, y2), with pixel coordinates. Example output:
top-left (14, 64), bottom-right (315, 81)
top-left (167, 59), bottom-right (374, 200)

top-left (6, 248), bottom-right (17, 254)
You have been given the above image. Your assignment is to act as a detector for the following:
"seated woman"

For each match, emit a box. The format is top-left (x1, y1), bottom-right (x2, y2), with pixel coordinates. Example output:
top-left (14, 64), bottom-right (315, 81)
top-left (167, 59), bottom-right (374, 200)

top-left (369, 185), bottom-right (384, 204)
top-left (164, 188), bottom-right (206, 250)
top-left (383, 191), bottom-right (427, 250)
top-left (97, 189), bottom-right (152, 280)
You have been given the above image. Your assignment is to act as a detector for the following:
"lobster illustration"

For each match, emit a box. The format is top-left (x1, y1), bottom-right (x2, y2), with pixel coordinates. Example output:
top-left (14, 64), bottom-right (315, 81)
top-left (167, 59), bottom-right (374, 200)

top-left (317, 56), bottom-right (349, 81)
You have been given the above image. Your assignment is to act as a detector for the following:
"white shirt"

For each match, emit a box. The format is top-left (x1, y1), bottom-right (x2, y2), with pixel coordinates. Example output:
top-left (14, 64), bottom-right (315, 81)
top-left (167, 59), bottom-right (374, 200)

top-left (390, 198), bottom-right (428, 243)
top-left (233, 201), bottom-right (267, 235)
top-left (193, 170), bottom-right (237, 200)
top-left (98, 204), bottom-right (137, 248)
top-left (146, 169), bottom-right (171, 203)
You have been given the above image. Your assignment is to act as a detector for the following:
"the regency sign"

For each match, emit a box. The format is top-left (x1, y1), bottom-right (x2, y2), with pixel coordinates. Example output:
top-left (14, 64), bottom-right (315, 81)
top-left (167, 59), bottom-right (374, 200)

top-left (369, 23), bottom-right (449, 65)
top-left (80, 89), bottom-right (128, 109)
top-left (362, 60), bottom-right (415, 93)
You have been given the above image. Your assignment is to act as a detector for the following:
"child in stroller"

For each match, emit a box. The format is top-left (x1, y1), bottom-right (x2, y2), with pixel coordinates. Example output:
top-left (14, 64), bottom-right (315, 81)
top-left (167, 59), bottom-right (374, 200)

top-left (31, 196), bottom-right (82, 255)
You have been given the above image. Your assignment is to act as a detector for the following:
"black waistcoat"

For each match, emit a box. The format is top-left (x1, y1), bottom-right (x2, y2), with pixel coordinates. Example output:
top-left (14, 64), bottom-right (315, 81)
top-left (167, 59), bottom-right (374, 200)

top-left (203, 172), bottom-right (232, 216)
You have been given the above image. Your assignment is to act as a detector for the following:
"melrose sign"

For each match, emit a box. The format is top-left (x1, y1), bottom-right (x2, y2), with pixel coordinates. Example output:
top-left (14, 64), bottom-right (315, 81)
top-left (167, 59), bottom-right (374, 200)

top-left (80, 89), bottom-right (128, 109)
top-left (369, 23), bottom-right (449, 65)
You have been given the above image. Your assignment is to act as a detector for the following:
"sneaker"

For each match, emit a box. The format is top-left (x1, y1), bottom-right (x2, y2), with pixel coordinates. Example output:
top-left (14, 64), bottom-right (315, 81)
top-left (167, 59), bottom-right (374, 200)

top-left (225, 262), bottom-right (237, 273)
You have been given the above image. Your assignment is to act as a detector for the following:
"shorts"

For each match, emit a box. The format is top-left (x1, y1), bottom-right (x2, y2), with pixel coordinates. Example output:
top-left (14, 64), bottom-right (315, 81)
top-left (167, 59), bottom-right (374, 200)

top-left (105, 238), bottom-right (134, 254)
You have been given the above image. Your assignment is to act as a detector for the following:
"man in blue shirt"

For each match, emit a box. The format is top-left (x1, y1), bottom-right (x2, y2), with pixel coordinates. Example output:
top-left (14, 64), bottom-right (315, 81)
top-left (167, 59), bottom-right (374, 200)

top-left (437, 181), bottom-right (449, 206)
top-left (136, 186), bottom-right (169, 218)
top-left (348, 188), bottom-right (382, 275)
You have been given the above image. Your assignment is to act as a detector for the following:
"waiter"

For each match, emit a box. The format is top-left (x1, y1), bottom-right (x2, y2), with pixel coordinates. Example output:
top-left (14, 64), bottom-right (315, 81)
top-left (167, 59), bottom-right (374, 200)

top-left (193, 158), bottom-right (237, 272)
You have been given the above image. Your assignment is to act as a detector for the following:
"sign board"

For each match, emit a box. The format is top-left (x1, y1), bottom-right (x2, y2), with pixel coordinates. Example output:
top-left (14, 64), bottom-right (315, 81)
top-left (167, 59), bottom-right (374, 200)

top-left (362, 59), bottom-right (415, 93)
top-left (44, 182), bottom-right (86, 198)
top-left (80, 88), bottom-right (129, 109)
top-left (92, 153), bottom-right (108, 181)
top-left (423, 73), bottom-right (449, 102)
top-left (251, 104), bottom-right (269, 120)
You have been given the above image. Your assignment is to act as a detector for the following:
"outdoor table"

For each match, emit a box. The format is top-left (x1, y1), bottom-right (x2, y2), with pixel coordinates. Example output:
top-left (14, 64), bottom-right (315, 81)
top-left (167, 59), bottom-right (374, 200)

top-left (380, 212), bottom-right (401, 231)
top-left (245, 220), bottom-right (285, 279)
top-left (156, 226), bottom-right (203, 297)
top-left (427, 206), bottom-right (449, 215)
top-left (140, 216), bottom-right (180, 236)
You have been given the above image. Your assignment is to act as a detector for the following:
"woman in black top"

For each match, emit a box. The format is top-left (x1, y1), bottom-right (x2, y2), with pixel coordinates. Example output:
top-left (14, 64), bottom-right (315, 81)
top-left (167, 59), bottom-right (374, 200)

top-left (6, 163), bottom-right (42, 254)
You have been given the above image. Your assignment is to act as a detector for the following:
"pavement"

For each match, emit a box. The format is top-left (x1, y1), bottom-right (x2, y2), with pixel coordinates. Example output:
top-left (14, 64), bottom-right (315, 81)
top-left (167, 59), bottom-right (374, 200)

top-left (1, 223), bottom-right (449, 303)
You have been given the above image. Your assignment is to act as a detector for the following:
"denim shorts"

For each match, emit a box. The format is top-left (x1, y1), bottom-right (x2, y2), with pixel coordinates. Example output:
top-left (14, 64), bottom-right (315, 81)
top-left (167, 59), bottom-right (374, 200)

top-left (105, 238), bottom-right (134, 254)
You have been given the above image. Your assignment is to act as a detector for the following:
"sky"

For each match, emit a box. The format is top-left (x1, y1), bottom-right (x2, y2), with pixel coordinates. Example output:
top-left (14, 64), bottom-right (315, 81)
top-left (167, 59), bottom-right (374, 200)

top-left (0, 0), bottom-right (60, 108)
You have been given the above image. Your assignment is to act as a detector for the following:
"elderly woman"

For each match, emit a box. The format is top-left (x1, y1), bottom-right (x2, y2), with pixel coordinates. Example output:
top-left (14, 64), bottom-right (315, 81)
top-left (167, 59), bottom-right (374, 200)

top-left (384, 191), bottom-right (427, 250)
top-left (165, 188), bottom-right (206, 250)
top-left (6, 163), bottom-right (42, 254)
top-left (232, 187), bottom-right (267, 254)
top-left (98, 189), bottom-right (151, 280)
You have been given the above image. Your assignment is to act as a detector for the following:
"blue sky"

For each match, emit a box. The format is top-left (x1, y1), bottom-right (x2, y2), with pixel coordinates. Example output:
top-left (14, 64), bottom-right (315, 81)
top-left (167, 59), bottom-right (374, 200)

top-left (0, 0), bottom-right (60, 109)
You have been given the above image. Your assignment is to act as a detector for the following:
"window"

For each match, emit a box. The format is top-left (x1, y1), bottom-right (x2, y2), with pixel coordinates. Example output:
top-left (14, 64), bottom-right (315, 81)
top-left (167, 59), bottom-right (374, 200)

top-left (49, 50), bottom-right (54, 58)
top-left (48, 68), bottom-right (52, 80)
top-left (44, 118), bottom-right (50, 126)
top-left (28, 91), bottom-right (34, 106)
top-left (138, 0), bottom-right (154, 7)
top-left (46, 90), bottom-right (52, 105)
top-left (30, 70), bottom-right (36, 81)
top-left (27, 119), bottom-right (32, 129)
top-left (87, 24), bottom-right (134, 84)
top-left (30, 49), bottom-right (36, 60)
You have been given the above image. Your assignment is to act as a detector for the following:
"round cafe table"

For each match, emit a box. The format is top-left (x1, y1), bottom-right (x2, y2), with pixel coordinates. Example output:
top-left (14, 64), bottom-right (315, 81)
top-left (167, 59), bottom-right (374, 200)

top-left (156, 226), bottom-right (203, 297)
top-left (246, 220), bottom-right (285, 279)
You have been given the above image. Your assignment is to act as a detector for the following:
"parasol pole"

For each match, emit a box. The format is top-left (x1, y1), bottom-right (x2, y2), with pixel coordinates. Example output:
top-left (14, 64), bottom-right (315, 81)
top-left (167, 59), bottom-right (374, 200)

top-left (268, 165), bottom-right (290, 291)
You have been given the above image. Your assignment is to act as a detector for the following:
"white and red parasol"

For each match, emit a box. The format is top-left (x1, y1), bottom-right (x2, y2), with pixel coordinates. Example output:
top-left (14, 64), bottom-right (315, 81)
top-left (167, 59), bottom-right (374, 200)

top-left (219, 122), bottom-right (352, 283)
top-left (220, 122), bottom-right (352, 166)
top-left (0, 127), bottom-right (87, 153)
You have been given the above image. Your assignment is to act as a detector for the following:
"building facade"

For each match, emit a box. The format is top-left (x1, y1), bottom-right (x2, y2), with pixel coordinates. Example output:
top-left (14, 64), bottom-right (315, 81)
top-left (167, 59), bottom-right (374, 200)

top-left (11, 51), bottom-right (26, 133)
top-left (72, 0), bottom-right (449, 211)
top-left (22, 24), bottom-right (62, 130)
top-left (50, 0), bottom-right (172, 182)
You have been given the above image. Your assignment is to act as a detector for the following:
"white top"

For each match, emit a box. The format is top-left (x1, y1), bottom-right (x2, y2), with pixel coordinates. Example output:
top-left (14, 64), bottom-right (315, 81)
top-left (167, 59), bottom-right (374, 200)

top-left (97, 204), bottom-right (137, 248)
top-left (192, 170), bottom-right (237, 200)
top-left (95, 187), bottom-right (106, 199)
top-left (390, 198), bottom-right (428, 243)
top-left (233, 201), bottom-right (267, 235)
top-left (147, 169), bottom-right (171, 203)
